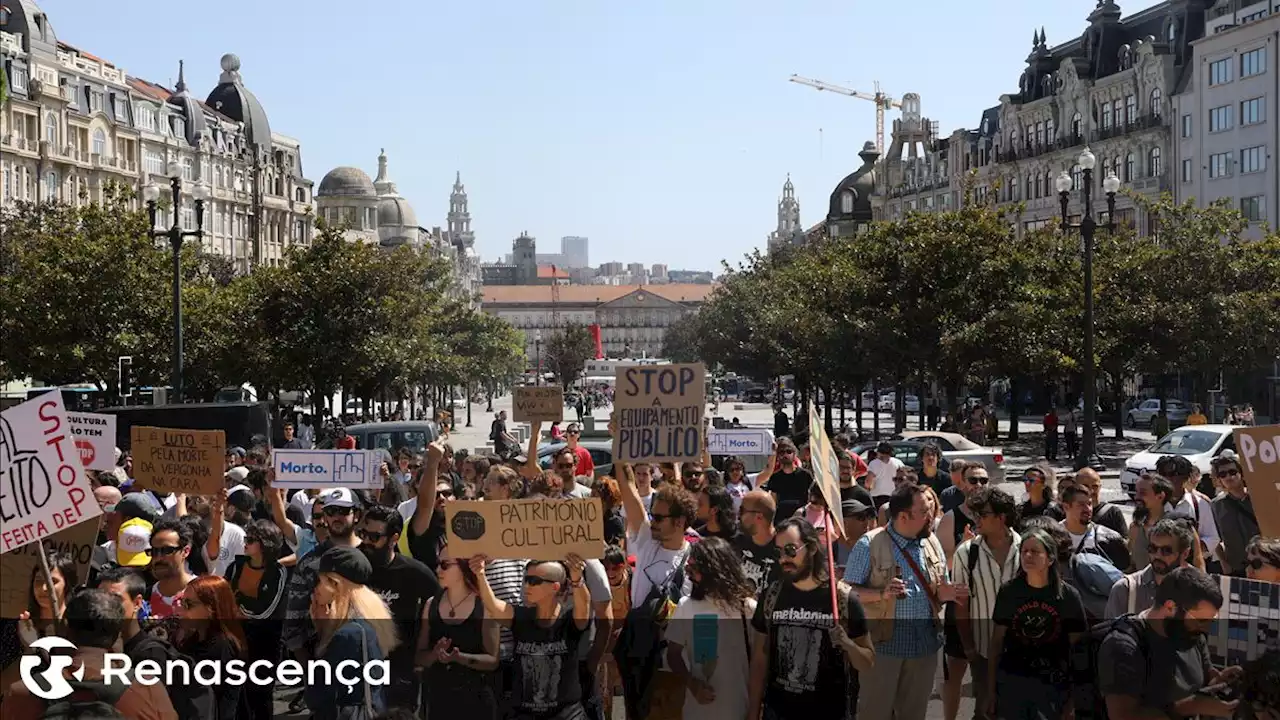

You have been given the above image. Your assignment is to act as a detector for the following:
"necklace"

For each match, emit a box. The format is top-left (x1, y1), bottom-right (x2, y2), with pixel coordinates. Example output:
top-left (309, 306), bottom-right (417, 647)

top-left (443, 592), bottom-right (472, 618)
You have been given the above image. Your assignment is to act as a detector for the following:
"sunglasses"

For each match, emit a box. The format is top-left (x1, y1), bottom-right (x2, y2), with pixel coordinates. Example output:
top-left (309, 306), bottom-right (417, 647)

top-left (146, 545), bottom-right (184, 557)
top-left (323, 506), bottom-right (353, 517)
top-left (1147, 543), bottom-right (1178, 557)
top-left (311, 514), bottom-right (325, 522)
top-left (439, 559), bottom-right (459, 570)
top-left (967, 476), bottom-right (990, 486)
top-left (1248, 557), bottom-right (1277, 570)
top-left (777, 543), bottom-right (800, 558)
top-left (650, 513), bottom-right (672, 523)
top-left (357, 529), bottom-right (385, 542)
top-left (524, 575), bottom-right (556, 586)
top-left (1215, 468), bottom-right (1241, 478)
top-left (437, 489), bottom-right (454, 498)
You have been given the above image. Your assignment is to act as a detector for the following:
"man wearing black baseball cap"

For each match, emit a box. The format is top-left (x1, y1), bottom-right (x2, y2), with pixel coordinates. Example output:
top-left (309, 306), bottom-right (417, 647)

top-left (835, 488), bottom-right (878, 570)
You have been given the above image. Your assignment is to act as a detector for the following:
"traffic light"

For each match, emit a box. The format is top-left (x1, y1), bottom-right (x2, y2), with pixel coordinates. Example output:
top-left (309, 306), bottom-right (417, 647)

top-left (118, 356), bottom-right (133, 398)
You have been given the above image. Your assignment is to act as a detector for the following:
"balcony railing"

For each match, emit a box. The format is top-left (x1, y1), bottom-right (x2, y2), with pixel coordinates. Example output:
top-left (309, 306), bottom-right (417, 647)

top-left (1091, 112), bottom-right (1166, 143)
top-left (887, 176), bottom-right (951, 198)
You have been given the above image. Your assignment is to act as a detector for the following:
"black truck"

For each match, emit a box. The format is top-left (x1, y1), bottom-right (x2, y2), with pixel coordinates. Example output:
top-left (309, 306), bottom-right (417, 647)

top-left (99, 401), bottom-right (274, 452)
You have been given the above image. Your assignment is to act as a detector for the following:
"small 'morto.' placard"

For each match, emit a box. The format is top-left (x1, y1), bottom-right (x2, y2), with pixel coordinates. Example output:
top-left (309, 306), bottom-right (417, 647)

top-left (1237, 424), bottom-right (1280, 538)
top-left (131, 425), bottom-right (226, 496)
top-left (444, 498), bottom-right (604, 560)
top-left (613, 363), bottom-right (705, 463)
top-left (513, 386), bottom-right (564, 423)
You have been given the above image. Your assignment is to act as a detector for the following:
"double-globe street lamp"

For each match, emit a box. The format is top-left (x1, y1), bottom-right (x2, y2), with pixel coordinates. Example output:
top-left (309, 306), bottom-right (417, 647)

top-left (1055, 146), bottom-right (1121, 470)
top-left (143, 164), bottom-right (210, 404)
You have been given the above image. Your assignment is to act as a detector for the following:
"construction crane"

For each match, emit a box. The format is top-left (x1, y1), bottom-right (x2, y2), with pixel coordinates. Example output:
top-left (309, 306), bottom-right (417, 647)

top-left (789, 74), bottom-right (902, 156)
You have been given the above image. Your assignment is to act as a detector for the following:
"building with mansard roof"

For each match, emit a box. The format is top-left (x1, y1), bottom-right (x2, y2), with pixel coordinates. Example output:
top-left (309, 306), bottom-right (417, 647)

top-left (0, 0), bottom-right (314, 270)
top-left (872, 0), bottom-right (1208, 238)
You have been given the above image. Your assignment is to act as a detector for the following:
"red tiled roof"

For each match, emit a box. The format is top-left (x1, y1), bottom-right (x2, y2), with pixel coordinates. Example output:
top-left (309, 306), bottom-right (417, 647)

top-left (483, 283), bottom-right (715, 306)
top-left (537, 265), bottom-right (570, 279)
top-left (57, 41), bottom-right (116, 69)
top-left (127, 77), bottom-right (171, 102)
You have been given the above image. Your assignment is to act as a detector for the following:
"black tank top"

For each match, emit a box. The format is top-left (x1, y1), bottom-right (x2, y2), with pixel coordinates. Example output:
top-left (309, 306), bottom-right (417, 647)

top-left (428, 591), bottom-right (487, 655)
top-left (951, 507), bottom-right (977, 546)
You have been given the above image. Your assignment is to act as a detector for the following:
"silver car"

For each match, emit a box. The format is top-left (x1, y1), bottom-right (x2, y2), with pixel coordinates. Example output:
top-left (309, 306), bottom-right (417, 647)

top-left (1126, 399), bottom-right (1190, 428)
top-left (894, 431), bottom-right (1006, 484)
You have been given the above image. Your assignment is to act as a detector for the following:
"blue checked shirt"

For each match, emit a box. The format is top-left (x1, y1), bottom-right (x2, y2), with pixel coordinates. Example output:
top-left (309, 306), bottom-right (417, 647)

top-left (844, 526), bottom-right (944, 659)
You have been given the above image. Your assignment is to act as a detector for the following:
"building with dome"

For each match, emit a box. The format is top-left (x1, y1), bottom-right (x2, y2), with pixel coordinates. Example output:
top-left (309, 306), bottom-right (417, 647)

top-left (315, 150), bottom-right (484, 304)
top-left (0, 0), bottom-right (314, 270)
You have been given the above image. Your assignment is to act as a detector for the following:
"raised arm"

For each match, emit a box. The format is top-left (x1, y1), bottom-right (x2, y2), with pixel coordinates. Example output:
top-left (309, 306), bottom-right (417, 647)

top-left (566, 553), bottom-right (591, 631)
top-left (618, 463), bottom-right (645, 537)
top-left (411, 440), bottom-right (445, 536)
top-left (470, 555), bottom-right (514, 624)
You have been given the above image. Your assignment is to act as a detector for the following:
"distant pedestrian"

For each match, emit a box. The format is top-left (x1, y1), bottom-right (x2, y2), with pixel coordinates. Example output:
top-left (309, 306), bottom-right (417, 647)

top-left (1043, 408), bottom-right (1059, 461)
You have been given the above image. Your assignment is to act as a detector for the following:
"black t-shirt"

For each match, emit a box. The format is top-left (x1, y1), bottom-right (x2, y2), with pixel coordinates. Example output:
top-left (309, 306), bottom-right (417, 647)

top-left (693, 523), bottom-right (740, 543)
top-left (1018, 500), bottom-right (1066, 527)
top-left (1098, 616), bottom-right (1210, 712)
top-left (491, 419), bottom-right (509, 451)
top-left (603, 510), bottom-right (625, 546)
top-left (939, 485), bottom-right (966, 515)
top-left (751, 582), bottom-right (867, 718)
top-left (733, 534), bottom-right (779, 597)
top-left (993, 577), bottom-right (1087, 687)
top-left (511, 604), bottom-right (586, 716)
top-left (367, 553), bottom-right (441, 663)
top-left (768, 468), bottom-right (813, 521)
top-left (919, 459), bottom-right (951, 497)
top-left (406, 517), bottom-right (448, 571)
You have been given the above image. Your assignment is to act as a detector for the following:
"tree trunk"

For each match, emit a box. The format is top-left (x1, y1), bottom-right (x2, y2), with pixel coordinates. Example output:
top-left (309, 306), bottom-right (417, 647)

top-left (872, 380), bottom-right (881, 439)
top-left (1008, 376), bottom-right (1021, 441)
top-left (824, 385), bottom-right (834, 438)
top-left (855, 390), bottom-right (865, 436)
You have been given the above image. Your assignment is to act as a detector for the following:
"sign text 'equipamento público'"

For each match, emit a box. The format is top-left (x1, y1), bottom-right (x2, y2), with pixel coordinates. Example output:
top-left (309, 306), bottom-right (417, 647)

top-left (1236, 424), bottom-right (1280, 538)
top-left (513, 386), bottom-right (564, 424)
top-left (613, 363), bottom-right (705, 463)
top-left (0, 393), bottom-right (103, 554)
top-left (131, 426), bottom-right (226, 496)
top-left (67, 411), bottom-right (118, 472)
top-left (445, 498), bottom-right (605, 561)
top-left (272, 449), bottom-right (381, 489)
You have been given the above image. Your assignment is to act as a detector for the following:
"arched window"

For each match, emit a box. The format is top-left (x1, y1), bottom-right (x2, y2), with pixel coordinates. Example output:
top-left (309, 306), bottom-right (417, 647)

top-left (1072, 112), bottom-right (1083, 138)
top-left (182, 157), bottom-right (194, 182)
top-left (1125, 153), bottom-right (1136, 181)
top-left (45, 113), bottom-right (58, 145)
top-left (295, 188), bottom-right (305, 203)
top-left (1034, 173), bottom-right (1043, 198)
top-left (91, 128), bottom-right (106, 156)
top-left (1102, 102), bottom-right (1113, 129)
top-left (1113, 99), bottom-right (1124, 125)
top-left (1025, 174), bottom-right (1032, 199)
top-left (1148, 147), bottom-right (1162, 176)
top-left (1102, 156), bottom-right (1113, 178)
top-left (1150, 88), bottom-right (1163, 117)
top-left (1036, 121), bottom-right (1045, 147)
top-left (1047, 117), bottom-right (1056, 141)
top-left (1125, 95), bottom-right (1137, 125)
top-left (1072, 164), bottom-right (1083, 190)
top-left (45, 170), bottom-right (58, 200)
top-left (841, 191), bottom-right (854, 214)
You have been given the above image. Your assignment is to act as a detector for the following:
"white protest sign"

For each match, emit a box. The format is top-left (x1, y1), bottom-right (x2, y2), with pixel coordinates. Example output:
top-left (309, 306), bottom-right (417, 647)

top-left (0, 393), bottom-right (103, 554)
top-left (707, 428), bottom-right (774, 456)
top-left (613, 363), bottom-right (706, 463)
top-left (272, 449), bottom-right (381, 489)
top-left (67, 411), bottom-right (117, 472)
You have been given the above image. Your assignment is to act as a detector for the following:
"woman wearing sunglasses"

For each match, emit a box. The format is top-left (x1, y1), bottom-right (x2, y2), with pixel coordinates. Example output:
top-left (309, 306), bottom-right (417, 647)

top-left (471, 552), bottom-right (593, 720)
top-left (1244, 537), bottom-right (1280, 583)
top-left (418, 546), bottom-right (500, 720)
top-left (226, 519), bottom-right (289, 720)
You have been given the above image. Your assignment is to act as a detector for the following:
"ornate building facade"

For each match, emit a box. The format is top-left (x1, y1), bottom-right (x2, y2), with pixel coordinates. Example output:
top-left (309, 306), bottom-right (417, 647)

top-left (0, 0), bottom-right (314, 271)
top-left (873, 1), bottom-right (1208, 238)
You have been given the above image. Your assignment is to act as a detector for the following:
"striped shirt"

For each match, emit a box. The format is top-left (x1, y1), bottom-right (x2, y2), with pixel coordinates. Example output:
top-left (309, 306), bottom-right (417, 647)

top-left (952, 530), bottom-right (1021, 659)
top-left (485, 557), bottom-right (527, 660)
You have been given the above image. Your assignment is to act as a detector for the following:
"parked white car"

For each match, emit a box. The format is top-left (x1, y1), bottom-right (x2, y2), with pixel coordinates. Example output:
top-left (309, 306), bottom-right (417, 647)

top-left (877, 394), bottom-right (921, 413)
top-left (1119, 424), bottom-right (1236, 498)
top-left (1126, 398), bottom-right (1191, 428)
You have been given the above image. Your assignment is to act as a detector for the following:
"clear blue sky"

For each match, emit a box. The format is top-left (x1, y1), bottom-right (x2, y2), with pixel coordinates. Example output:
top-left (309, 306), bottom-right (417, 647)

top-left (45, 0), bottom-right (1162, 270)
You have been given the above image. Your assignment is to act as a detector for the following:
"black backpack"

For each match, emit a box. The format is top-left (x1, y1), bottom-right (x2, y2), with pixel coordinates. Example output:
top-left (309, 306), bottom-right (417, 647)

top-left (40, 679), bottom-right (128, 720)
top-left (1071, 615), bottom-right (1148, 720)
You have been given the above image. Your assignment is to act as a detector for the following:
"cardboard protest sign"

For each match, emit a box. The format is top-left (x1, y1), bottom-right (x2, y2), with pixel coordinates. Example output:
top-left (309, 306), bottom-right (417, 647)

top-left (1235, 424), bottom-right (1280, 538)
top-left (613, 363), bottom-right (705, 463)
top-left (445, 498), bottom-right (605, 560)
top-left (0, 393), bottom-right (103, 554)
top-left (131, 425), bottom-right (226, 496)
top-left (67, 411), bottom-right (118, 472)
top-left (273, 449), bottom-right (380, 489)
top-left (807, 404), bottom-right (844, 539)
top-left (708, 428), bottom-right (774, 455)
top-left (1207, 574), bottom-right (1280, 667)
top-left (0, 517), bottom-right (100, 618)
top-left (513, 386), bottom-right (565, 423)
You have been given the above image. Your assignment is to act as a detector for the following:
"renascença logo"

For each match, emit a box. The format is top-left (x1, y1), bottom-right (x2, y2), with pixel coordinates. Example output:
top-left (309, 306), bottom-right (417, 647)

top-left (21, 640), bottom-right (390, 699)
top-left (20, 637), bottom-right (83, 700)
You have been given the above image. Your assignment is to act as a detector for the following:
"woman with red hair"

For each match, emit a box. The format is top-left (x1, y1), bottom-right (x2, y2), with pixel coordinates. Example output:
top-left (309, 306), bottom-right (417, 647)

top-left (176, 575), bottom-right (248, 720)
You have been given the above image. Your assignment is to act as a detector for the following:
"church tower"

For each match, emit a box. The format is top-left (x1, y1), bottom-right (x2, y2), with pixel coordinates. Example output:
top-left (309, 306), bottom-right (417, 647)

top-left (767, 175), bottom-right (803, 251)
top-left (447, 172), bottom-right (475, 249)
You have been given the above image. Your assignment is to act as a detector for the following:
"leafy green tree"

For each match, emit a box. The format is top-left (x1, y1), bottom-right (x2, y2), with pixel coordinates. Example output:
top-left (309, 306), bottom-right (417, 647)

top-left (545, 323), bottom-right (596, 389)
top-left (0, 183), bottom-right (172, 391)
top-left (661, 311), bottom-right (705, 364)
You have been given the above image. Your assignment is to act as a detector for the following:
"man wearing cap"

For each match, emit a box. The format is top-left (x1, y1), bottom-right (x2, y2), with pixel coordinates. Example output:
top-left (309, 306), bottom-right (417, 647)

top-left (91, 492), bottom-right (162, 580)
top-left (226, 447), bottom-right (246, 472)
top-left (282, 486), bottom-right (364, 664)
top-left (835, 487), bottom-right (878, 570)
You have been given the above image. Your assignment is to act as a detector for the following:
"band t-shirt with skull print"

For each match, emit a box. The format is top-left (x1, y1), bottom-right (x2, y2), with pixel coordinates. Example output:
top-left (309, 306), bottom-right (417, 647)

top-left (511, 604), bottom-right (586, 718)
top-left (992, 575), bottom-right (1087, 687)
top-left (751, 581), bottom-right (868, 718)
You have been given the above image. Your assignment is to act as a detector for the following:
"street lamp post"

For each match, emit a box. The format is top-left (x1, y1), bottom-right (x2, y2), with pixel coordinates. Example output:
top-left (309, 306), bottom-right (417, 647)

top-left (1056, 146), bottom-right (1121, 470)
top-left (535, 330), bottom-right (543, 385)
top-left (144, 165), bottom-right (209, 404)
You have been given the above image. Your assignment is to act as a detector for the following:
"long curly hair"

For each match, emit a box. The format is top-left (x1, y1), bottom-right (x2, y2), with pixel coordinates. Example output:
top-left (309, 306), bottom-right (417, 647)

top-left (686, 536), bottom-right (754, 612)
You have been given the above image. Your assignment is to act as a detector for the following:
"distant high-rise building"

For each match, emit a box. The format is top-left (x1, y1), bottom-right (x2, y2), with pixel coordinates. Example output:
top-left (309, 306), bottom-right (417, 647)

top-left (651, 264), bottom-right (668, 279)
top-left (599, 261), bottom-right (624, 276)
top-left (561, 236), bottom-right (589, 268)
